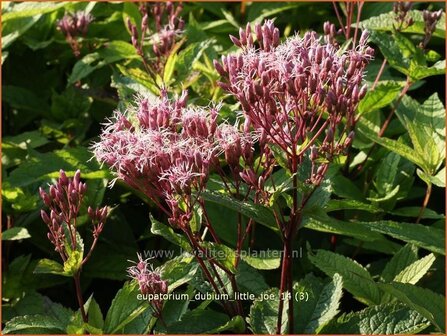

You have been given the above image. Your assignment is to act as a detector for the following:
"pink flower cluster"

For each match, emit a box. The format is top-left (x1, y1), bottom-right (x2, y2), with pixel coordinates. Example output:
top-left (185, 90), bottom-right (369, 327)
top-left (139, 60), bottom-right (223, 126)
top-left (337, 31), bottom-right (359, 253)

top-left (127, 253), bottom-right (168, 316)
top-left (93, 91), bottom-right (254, 227)
top-left (215, 20), bottom-right (373, 185)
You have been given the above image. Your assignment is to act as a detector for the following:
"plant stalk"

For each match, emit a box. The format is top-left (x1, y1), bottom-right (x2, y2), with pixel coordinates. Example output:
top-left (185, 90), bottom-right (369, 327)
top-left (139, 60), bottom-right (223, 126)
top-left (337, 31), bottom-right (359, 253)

top-left (416, 183), bottom-right (432, 224)
top-left (74, 272), bottom-right (88, 323)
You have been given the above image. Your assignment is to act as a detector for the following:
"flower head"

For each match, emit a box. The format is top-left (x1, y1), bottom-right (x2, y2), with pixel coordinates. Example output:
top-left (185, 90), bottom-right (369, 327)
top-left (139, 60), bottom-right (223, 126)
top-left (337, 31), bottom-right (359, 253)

top-left (127, 253), bottom-right (168, 315)
top-left (93, 91), bottom-right (221, 227)
top-left (215, 20), bottom-right (373, 186)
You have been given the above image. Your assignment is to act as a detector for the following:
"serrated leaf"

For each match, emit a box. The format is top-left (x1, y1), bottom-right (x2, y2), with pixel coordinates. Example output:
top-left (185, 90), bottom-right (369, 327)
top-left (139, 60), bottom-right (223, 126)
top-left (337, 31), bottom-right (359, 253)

top-left (321, 302), bottom-right (430, 334)
top-left (357, 119), bottom-right (428, 171)
top-left (34, 259), bottom-right (68, 277)
top-left (241, 253), bottom-right (281, 270)
top-left (248, 288), bottom-right (288, 334)
top-left (325, 199), bottom-right (382, 213)
top-left (2, 2), bottom-right (66, 21)
top-left (235, 261), bottom-right (269, 296)
top-left (357, 10), bottom-right (445, 38)
top-left (201, 190), bottom-right (279, 234)
top-left (157, 254), bottom-right (199, 292)
top-left (150, 214), bottom-right (191, 251)
top-left (167, 309), bottom-right (243, 334)
top-left (390, 206), bottom-right (445, 219)
top-left (379, 282), bottom-right (445, 332)
top-left (293, 273), bottom-right (343, 333)
top-left (5, 146), bottom-right (109, 189)
top-left (103, 282), bottom-right (150, 334)
top-left (395, 93), bottom-right (445, 176)
top-left (393, 253), bottom-right (435, 284)
top-left (308, 249), bottom-right (381, 305)
top-left (358, 82), bottom-right (402, 115)
top-left (303, 211), bottom-right (384, 242)
top-left (68, 41), bottom-right (139, 84)
top-left (3, 315), bottom-right (66, 334)
top-left (356, 220), bottom-right (445, 255)
top-left (381, 244), bottom-right (419, 283)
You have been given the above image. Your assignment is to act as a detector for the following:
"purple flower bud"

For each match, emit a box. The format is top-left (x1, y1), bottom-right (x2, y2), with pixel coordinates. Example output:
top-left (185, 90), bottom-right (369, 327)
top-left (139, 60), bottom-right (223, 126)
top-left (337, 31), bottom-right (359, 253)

top-left (229, 34), bottom-right (241, 48)
top-left (41, 210), bottom-right (51, 225)
top-left (358, 84), bottom-right (368, 100)
top-left (359, 30), bottom-right (369, 45)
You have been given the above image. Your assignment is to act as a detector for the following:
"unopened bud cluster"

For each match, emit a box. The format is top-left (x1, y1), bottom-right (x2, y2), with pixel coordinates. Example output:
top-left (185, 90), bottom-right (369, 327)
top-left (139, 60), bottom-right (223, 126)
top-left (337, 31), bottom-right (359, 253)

top-left (393, 2), bottom-right (414, 29)
top-left (420, 9), bottom-right (443, 48)
top-left (215, 20), bottom-right (373, 186)
top-left (39, 170), bottom-right (107, 262)
top-left (128, 1), bottom-right (184, 73)
top-left (127, 253), bottom-right (168, 316)
top-left (57, 11), bottom-right (93, 57)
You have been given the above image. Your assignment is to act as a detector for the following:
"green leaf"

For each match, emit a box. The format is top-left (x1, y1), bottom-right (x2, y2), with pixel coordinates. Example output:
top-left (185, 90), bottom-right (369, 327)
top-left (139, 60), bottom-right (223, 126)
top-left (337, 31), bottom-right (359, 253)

top-left (201, 191), bottom-right (279, 234)
top-left (325, 199), bottom-right (382, 213)
top-left (395, 94), bottom-right (445, 170)
top-left (235, 261), bottom-right (269, 296)
top-left (248, 288), bottom-right (288, 334)
top-left (241, 253), bottom-right (281, 270)
top-left (358, 10), bottom-right (445, 38)
top-left (381, 244), bottom-right (419, 283)
top-left (3, 256), bottom-right (67, 299)
top-left (150, 214), bottom-right (191, 251)
top-left (5, 146), bottom-right (108, 189)
top-left (3, 315), bottom-right (67, 334)
top-left (308, 249), bottom-right (381, 305)
top-left (393, 253), bottom-right (435, 284)
top-left (356, 220), bottom-right (445, 255)
top-left (379, 282), bottom-right (445, 332)
top-left (293, 273), bottom-right (343, 333)
top-left (158, 254), bottom-right (199, 292)
top-left (2, 15), bottom-right (42, 49)
top-left (163, 52), bottom-right (178, 84)
top-left (390, 206), bottom-right (445, 219)
top-left (50, 87), bottom-right (92, 121)
top-left (86, 297), bottom-right (104, 331)
top-left (369, 31), bottom-right (445, 80)
top-left (2, 2), bottom-right (66, 21)
top-left (322, 302), bottom-right (430, 334)
top-left (2, 85), bottom-right (49, 113)
top-left (68, 41), bottom-right (139, 84)
top-left (167, 309), bottom-right (244, 334)
top-left (358, 82), bottom-right (402, 115)
top-left (247, 2), bottom-right (301, 23)
top-left (201, 241), bottom-right (237, 273)
top-left (103, 282), bottom-right (150, 334)
top-left (373, 151), bottom-right (400, 197)
top-left (357, 118), bottom-right (428, 171)
top-left (34, 259), bottom-right (68, 277)
top-left (330, 173), bottom-right (366, 201)
top-left (3, 292), bottom-right (74, 334)
top-left (2, 227), bottom-right (31, 240)
top-left (303, 211), bottom-right (384, 242)
top-left (62, 227), bottom-right (84, 276)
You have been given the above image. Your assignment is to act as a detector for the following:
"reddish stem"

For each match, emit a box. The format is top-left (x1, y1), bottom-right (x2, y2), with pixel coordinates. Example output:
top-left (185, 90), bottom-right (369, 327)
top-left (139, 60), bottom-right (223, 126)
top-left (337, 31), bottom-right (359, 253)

top-left (74, 272), bottom-right (87, 323)
top-left (416, 183), bottom-right (432, 224)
